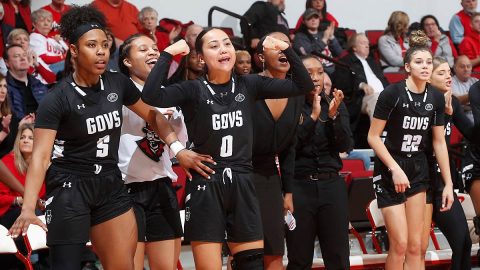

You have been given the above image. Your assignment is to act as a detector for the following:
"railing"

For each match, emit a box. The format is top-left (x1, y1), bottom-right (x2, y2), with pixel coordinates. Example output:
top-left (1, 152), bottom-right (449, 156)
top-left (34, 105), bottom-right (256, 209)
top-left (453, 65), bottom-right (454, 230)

top-left (207, 6), bottom-right (251, 48)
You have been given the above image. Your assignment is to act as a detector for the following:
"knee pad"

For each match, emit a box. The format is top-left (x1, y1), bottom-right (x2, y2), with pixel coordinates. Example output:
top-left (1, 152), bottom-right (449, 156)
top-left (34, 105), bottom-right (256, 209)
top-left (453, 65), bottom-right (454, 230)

top-left (474, 216), bottom-right (480, 235)
top-left (231, 248), bottom-right (264, 270)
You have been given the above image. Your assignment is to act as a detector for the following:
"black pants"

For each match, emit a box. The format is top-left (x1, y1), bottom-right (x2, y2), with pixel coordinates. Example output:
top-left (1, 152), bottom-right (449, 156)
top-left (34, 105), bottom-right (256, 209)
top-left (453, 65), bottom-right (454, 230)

top-left (433, 193), bottom-right (471, 270)
top-left (286, 175), bottom-right (350, 270)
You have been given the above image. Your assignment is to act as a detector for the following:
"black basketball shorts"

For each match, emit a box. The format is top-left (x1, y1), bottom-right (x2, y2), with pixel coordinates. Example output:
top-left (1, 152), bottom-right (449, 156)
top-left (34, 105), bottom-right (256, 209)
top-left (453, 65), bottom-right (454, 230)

top-left (373, 153), bottom-right (430, 208)
top-left (127, 177), bottom-right (183, 242)
top-left (184, 168), bottom-right (263, 243)
top-left (463, 144), bottom-right (480, 192)
top-left (252, 172), bottom-right (285, 256)
top-left (44, 166), bottom-right (133, 246)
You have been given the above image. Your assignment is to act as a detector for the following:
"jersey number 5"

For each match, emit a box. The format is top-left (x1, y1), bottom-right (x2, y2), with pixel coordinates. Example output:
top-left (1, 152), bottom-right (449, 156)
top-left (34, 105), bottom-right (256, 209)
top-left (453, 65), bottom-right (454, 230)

top-left (401, 134), bottom-right (422, 152)
top-left (220, 135), bottom-right (233, 157)
top-left (97, 135), bottom-right (110, 157)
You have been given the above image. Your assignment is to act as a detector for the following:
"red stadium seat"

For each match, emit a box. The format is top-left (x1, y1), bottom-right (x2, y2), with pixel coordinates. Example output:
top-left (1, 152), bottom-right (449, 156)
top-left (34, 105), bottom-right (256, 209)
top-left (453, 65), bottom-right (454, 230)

top-left (219, 27), bottom-right (234, 38)
top-left (344, 29), bottom-right (357, 40)
top-left (365, 30), bottom-right (383, 48)
top-left (341, 159), bottom-right (373, 179)
top-left (384, 72), bottom-right (407, 84)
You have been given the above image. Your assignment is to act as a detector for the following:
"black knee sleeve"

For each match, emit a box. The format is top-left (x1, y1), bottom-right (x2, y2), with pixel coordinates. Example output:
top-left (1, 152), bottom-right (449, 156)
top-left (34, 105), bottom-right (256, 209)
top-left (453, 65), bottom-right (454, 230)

top-left (474, 216), bottom-right (480, 235)
top-left (231, 248), bottom-right (264, 270)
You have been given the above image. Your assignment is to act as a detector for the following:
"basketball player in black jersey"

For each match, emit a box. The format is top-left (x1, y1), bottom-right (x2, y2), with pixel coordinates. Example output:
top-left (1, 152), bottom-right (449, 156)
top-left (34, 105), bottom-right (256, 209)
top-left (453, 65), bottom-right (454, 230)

top-left (464, 61), bottom-right (480, 252)
top-left (421, 57), bottom-right (472, 270)
top-left (368, 31), bottom-right (454, 269)
top-left (8, 6), bottom-right (214, 270)
top-left (142, 28), bottom-right (314, 270)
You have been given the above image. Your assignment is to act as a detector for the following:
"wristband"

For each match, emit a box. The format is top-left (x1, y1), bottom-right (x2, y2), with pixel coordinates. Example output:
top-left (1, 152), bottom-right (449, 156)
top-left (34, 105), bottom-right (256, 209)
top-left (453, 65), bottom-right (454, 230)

top-left (169, 140), bottom-right (185, 157)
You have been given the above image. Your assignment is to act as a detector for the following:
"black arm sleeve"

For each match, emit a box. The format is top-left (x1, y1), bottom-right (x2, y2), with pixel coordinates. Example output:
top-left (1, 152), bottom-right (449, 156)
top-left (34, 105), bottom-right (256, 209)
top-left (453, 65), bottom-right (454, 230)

top-left (118, 73), bottom-right (141, 106)
top-left (326, 102), bottom-right (353, 153)
top-left (278, 135), bottom-right (296, 193)
top-left (142, 52), bottom-right (196, 107)
top-left (451, 96), bottom-right (474, 141)
top-left (254, 47), bottom-right (314, 99)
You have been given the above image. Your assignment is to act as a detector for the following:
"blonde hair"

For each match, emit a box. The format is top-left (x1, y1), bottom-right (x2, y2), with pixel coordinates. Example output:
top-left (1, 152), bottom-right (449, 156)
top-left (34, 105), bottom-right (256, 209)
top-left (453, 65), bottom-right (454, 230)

top-left (385, 11), bottom-right (409, 38)
top-left (235, 50), bottom-right (251, 61)
top-left (7, 28), bottom-right (29, 46)
top-left (13, 123), bottom-right (34, 175)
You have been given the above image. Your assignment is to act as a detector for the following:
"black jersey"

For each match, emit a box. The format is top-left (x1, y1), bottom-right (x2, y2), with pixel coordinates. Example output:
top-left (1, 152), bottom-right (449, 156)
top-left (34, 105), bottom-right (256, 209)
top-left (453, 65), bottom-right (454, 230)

top-left (142, 48), bottom-right (314, 172)
top-left (35, 71), bottom-right (140, 171)
top-left (470, 81), bottom-right (480, 145)
top-left (373, 80), bottom-right (445, 156)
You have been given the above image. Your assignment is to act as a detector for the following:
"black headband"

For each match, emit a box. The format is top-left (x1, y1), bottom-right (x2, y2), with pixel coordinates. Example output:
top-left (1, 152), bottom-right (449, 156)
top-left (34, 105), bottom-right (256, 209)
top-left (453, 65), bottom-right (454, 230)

top-left (70, 22), bottom-right (104, 43)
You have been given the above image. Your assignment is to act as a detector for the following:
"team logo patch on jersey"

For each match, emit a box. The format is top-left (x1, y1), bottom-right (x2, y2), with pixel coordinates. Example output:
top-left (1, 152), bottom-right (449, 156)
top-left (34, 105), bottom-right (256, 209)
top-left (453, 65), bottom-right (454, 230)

top-left (235, 93), bottom-right (245, 102)
top-left (107, 93), bottom-right (118, 102)
top-left (425, 103), bottom-right (433, 111)
top-left (136, 124), bottom-right (165, 161)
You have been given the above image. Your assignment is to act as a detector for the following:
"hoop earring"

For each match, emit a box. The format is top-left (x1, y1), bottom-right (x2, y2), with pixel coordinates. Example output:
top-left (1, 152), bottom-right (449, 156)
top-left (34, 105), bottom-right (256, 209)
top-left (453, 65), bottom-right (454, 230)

top-left (262, 60), bottom-right (265, 72)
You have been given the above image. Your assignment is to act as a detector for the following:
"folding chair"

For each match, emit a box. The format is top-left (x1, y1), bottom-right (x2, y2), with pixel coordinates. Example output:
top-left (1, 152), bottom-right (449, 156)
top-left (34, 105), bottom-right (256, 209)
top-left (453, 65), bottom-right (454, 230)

top-left (0, 224), bottom-right (32, 270)
top-left (23, 215), bottom-right (48, 268)
top-left (366, 199), bottom-right (385, 254)
top-left (349, 222), bottom-right (368, 254)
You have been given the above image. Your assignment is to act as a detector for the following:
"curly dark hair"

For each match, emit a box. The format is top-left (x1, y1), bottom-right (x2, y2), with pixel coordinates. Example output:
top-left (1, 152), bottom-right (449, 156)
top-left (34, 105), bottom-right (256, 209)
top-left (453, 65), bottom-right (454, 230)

top-left (59, 4), bottom-right (107, 43)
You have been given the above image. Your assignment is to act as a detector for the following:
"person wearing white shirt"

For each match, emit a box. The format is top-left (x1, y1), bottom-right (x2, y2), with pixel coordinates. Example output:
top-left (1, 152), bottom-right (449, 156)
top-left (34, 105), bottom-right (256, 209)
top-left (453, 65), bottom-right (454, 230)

top-left (452, 55), bottom-right (478, 121)
top-left (333, 33), bottom-right (389, 132)
top-left (117, 34), bottom-right (187, 270)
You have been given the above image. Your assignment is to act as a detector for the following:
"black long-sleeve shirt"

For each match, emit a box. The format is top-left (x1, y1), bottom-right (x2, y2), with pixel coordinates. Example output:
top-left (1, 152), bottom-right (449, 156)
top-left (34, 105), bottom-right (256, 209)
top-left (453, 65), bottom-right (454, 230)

top-left (294, 98), bottom-right (353, 178)
top-left (142, 48), bottom-right (314, 171)
top-left (243, 1), bottom-right (290, 40)
top-left (252, 96), bottom-right (304, 193)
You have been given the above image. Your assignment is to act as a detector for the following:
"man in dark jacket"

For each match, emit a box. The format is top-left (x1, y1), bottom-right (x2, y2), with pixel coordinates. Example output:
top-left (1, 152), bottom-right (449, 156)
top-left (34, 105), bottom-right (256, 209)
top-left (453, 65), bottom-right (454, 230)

top-left (243, 0), bottom-right (290, 49)
top-left (333, 33), bottom-right (389, 133)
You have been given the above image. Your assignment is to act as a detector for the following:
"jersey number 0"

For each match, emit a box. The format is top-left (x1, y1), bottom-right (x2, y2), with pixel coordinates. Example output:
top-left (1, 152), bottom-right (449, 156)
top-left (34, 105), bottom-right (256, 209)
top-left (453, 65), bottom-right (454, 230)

top-left (220, 135), bottom-right (233, 157)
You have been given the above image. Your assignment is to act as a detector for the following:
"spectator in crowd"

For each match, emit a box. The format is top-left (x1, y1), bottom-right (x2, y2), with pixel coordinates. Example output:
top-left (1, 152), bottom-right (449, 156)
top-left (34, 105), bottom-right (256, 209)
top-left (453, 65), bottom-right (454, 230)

top-left (29, 9), bottom-right (67, 74)
top-left (334, 33), bottom-right (389, 133)
top-left (4, 45), bottom-right (46, 120)
top-left (0, 2), bottom-right (14, 76)
top-left (286, 54), bottom-right (351, 270)
top-left (295, 0), bottom-right (338, 31)
top-left (378, 11), bottom-right (410, 71)
top-left (168, 49), bottom-right (204, 84)
top-left (449, 0), bottom-right (478, 45)
top-left (421, 15), bottom-right (458, 68)
top-left (92, 0), bottom-right (141, 45)
top-left (105, 28), bottom-right (119, 71)
top-left (452, 55), bottom-right (478, 121)
top-left (235, 50), bottom-right (252, 75)
top-left (40, 0), bottom-right (70, 36)
top-left (1, 0), bottom-right (31, 33)
top-left (184, 24), bottom-right (203, 49)
top-left (243, 0), bottom-right (289, 49)
top-left (0, 74), bottom-right (11, 146)
top-left (459, 12), bottom-right (480, 72)
top-left (293, 8), bottom-right (342, 74)
top-left (7, 28), bottom-right (56, 85)
top-left (0, 123), bottom-right (47, 269)
top-left (138, 6), bottom-right (159, 43)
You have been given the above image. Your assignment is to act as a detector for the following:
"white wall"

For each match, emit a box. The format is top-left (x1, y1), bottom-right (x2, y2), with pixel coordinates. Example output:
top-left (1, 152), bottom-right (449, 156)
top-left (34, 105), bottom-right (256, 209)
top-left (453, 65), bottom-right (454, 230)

top-left (31, 1), bottom-right (469, 34)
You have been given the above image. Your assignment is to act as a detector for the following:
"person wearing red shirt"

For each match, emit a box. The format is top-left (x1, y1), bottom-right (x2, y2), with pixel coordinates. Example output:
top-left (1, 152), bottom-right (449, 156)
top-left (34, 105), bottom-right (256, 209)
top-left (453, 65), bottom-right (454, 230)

top-left (92, 0), bottom-right (141, 45)
top-left (295, 0), bottom-right (339, 31)
top-left (1, 0), bottom-right (32, 33)
top-left (41, 0), bottom-right (71, 36)
top-left (459, 12), bottom-right (480, 72)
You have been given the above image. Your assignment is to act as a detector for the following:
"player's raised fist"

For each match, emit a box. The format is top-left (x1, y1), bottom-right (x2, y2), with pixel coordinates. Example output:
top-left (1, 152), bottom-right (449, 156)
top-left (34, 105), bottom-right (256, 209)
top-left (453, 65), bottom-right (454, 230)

top-left (263, 36), bottom-right (289, 51)
top-left (165, 39), bottom-right (190, 56)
